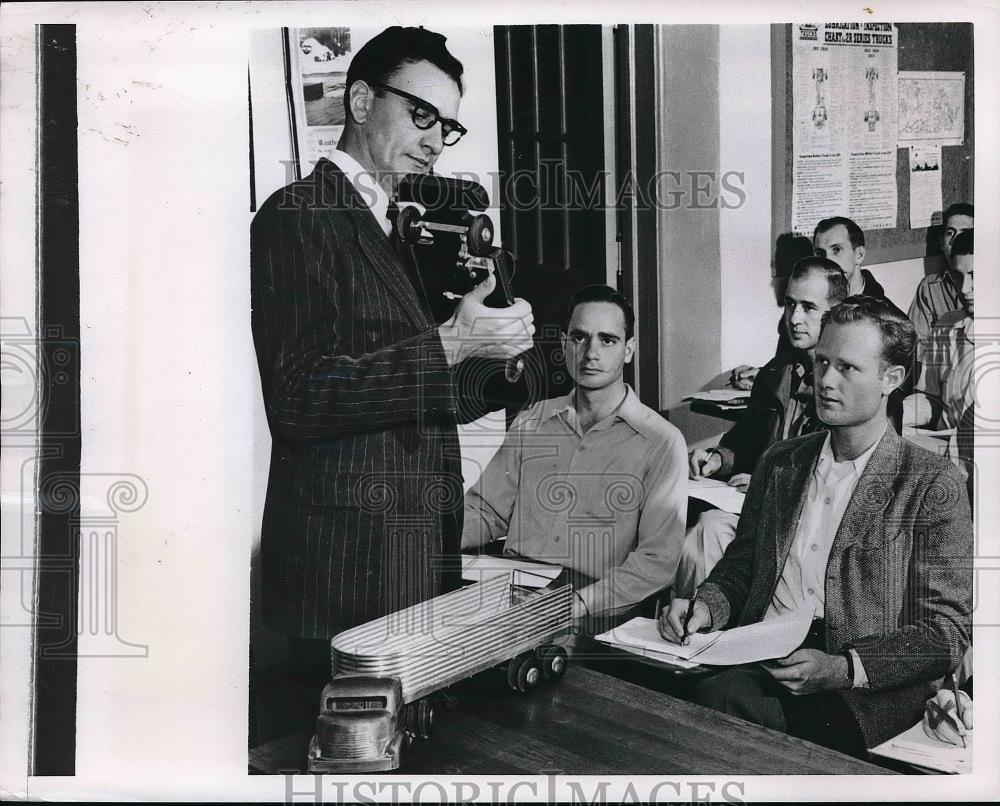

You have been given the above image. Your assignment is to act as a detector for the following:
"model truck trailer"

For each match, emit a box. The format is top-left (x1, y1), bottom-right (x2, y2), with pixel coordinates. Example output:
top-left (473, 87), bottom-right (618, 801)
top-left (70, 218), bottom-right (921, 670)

top-left (308, 573), bottom-right (574, 772)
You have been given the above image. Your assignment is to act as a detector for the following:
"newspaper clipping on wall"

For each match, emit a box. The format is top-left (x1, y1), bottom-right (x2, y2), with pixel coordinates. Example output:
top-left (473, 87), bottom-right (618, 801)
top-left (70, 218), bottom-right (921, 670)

top-left (791, 23), bottom-right (899, 234)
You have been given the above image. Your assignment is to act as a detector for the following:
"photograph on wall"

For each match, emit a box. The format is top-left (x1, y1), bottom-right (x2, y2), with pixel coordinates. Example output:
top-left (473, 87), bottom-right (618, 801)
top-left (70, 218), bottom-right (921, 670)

top-left (286, 27), bottom-right (382, 175)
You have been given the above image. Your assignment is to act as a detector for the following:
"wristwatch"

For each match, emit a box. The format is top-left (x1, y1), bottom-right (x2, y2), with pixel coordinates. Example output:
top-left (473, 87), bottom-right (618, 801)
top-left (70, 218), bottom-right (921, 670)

top-left (840, 649), bottom-right (855, 689)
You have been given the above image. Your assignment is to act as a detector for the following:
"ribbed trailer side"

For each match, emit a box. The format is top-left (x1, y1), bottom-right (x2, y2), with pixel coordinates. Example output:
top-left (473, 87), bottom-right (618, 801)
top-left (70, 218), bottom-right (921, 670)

top-left (331, 575), bottom-right (573, 703)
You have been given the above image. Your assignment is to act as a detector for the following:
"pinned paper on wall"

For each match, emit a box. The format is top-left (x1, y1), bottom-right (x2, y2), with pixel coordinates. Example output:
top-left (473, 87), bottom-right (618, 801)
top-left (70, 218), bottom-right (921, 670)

top-left (897, 71), bottom-right (965, 147)
top-left (908, 145), bottom-right (943, 229)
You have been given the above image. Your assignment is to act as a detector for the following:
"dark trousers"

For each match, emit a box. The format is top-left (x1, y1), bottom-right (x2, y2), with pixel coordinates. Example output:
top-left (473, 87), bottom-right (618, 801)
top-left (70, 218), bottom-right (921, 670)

top-left (287, 637), bottom-right (333, 734)
top-left (691, 619), bottom-right (867, 759)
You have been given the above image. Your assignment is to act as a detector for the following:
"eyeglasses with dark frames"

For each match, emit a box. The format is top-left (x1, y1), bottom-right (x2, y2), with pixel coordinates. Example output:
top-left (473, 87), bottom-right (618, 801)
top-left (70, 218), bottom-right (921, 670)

top-left (374, 83), bottom-right (467, 146)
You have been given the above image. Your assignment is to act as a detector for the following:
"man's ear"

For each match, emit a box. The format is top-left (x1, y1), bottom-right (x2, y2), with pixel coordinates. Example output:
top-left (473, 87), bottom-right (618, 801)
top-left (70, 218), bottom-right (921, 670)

top-left (346, 80), bottom-right (373, 124)
top-left (854, 244), bottom-right (866, 268)
top-left (624, 336), bottom-right (635, 364)
top-left (882, 363), bottom-right (906, 396)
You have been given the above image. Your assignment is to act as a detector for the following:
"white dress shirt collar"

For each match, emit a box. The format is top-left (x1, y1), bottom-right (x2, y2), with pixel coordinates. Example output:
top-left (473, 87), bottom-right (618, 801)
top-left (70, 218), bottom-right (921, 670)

top-left (814, 429), bottom-right (882, 485)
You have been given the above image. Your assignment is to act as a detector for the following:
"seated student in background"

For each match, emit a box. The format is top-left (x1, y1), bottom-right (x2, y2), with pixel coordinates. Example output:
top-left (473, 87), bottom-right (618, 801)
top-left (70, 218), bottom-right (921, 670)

top-left (463, 284), bottom-right (688, 632)
top-left (675, 258), bottom-right (849, 597)
top-left (908, 202), bottom-right (974, 360)
top-left (661, 296), bottom-right (972, 758)
top-left (731, 216), bottom-right (889, 390)
top-left (903, 228), bottom-right (975, 504)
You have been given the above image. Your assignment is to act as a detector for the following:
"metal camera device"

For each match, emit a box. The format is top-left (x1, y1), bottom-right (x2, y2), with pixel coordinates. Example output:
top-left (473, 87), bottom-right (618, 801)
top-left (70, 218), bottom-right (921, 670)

top-left (392, 173), bottom-right (524, 382)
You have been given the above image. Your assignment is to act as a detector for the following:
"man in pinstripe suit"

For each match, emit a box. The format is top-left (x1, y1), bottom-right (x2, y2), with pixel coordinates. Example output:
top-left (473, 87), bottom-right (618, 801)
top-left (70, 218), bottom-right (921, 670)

top-left (251, 27), bottom-right (534, 717)
top-left (660, 297), bottom-right (972, 758)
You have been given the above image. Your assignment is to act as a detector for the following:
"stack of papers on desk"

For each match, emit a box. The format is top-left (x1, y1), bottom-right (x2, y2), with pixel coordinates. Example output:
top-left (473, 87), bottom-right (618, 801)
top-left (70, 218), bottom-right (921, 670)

top-left (595, 611), bottom-right (813, 666)
top-left (688, 478), bottom-right (745, 514)
top-left (460, 554), bottom-right (563, 588)
top-left (684, 388), bottom-right (750, 406)
top-left (869, 722), bottom-right (972, 774)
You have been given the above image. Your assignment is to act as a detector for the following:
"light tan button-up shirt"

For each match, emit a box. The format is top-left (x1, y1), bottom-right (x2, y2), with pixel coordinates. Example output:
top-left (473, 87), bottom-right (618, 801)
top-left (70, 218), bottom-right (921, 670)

top-left (463, 386), bottom-right (688, 616)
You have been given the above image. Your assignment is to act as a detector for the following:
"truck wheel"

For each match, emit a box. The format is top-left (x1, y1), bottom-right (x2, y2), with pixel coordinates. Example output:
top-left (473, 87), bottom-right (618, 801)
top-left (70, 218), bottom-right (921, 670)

top-left (414, 698), bottom-right (435, 739)
top-left (516, 656), bottom-right (543, 693)
top-left (539, 644), bottom-right (568, 681)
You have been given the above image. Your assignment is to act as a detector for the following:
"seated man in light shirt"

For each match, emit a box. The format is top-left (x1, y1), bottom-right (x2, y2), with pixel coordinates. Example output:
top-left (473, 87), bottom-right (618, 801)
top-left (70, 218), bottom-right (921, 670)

top-left (463, 284), bottom-right (688, 632)
top-left (907, 202), bottom-right (974, 361)
top-left (661, 296), bottom-right (972, 758)
top-left (903, 228), bottom-right (975, 504)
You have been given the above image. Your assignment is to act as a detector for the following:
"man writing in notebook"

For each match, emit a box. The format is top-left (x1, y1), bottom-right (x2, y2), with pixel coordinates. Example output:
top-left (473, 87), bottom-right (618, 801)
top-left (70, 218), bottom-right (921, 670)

top-left (464, 284), bottom-right (688, 631)
top-left (660, 297), bottom-right (972, 757)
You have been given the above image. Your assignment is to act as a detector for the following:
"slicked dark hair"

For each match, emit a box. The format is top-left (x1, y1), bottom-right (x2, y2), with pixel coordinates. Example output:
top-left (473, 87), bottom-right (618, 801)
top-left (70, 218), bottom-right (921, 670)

top-left (943, 202), bottom-right (974, 230)
top-left (565, 284), bottom-right (635, 341)
top-left (789, 256), bottom-right (849, 306)
top-left (951, 228), bottom-right (974, 257)
top-left (814, 216), bottom-right (866, 249)
top-left (821, 295), bottom-right (916, 374)
top-left (344, 27), bottom-right (464, 111)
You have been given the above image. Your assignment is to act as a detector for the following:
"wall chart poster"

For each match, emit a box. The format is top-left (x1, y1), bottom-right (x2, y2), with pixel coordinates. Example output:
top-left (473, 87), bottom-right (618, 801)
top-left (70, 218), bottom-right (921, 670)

top-left (285, 27), bottom-right (381, 176)
top-left (791, 23), bottom-right (899, 235)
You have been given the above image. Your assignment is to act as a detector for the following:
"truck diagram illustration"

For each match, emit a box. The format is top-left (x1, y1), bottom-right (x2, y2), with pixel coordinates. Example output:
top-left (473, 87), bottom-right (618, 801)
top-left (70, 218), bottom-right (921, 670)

top-left (812, 67), bottom-right (828, 128)
top-left (864, 67), bottom-right (880, 132)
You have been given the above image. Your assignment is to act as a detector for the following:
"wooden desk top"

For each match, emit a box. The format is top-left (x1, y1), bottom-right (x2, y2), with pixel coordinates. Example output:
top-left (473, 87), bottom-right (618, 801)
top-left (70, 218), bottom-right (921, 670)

top-left (250, 666), bottom-right (891, 776)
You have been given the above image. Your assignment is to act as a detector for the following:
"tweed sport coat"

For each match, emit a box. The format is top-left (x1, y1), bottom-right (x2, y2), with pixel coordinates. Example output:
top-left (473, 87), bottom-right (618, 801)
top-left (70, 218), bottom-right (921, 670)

top-left (251, 159), bottom-right (469, 639)
top-left (697, 427), bottom-right (973, 748)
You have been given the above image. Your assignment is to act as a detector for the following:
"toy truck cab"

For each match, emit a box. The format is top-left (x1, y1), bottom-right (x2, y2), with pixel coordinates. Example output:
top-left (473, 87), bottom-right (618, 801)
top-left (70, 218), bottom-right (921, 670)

top-left (308, 674), bottom-right (406, 773)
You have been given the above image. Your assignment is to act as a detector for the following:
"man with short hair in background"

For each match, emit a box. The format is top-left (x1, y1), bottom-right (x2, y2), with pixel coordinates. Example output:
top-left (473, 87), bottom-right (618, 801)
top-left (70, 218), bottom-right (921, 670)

top-left (904, 228), bottom-right (976, 504)
top-left (731, 216), bottom-right (889, 389)
top-left (908, 202), bottom-right (974, 359)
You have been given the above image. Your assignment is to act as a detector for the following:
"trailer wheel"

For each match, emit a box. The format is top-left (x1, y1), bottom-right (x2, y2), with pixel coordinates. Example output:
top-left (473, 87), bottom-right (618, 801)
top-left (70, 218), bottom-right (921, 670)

top-left (516, 656), bottom-right (543, 693)
top-left (539, 644), bottom-right (568, 681)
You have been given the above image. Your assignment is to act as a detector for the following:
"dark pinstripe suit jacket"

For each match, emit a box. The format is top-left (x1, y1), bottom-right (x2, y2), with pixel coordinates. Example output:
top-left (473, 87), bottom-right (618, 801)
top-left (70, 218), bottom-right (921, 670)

top-left (698, 427), bottom-right (972, 748)
top-left (251, 159), bottom-right (465, 639)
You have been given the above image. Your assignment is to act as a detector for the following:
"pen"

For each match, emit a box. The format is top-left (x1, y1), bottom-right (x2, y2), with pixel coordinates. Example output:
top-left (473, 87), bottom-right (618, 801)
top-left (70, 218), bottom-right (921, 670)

top-left (681, 597), bottom-right (697, 645)
top-left (949, 673), bottom-right (967, 749)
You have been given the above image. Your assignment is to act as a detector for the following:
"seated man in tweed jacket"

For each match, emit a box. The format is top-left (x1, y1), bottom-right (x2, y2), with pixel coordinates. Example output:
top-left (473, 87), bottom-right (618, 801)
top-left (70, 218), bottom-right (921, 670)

top-left (660, 296), bottom-right (972, 758)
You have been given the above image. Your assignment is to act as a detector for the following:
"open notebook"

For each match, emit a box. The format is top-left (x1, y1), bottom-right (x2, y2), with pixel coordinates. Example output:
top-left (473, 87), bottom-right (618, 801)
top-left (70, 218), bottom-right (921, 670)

top-left (869, 721), bottom-right (972, 774)
top-left (595, 611), bottom-right (813, 665)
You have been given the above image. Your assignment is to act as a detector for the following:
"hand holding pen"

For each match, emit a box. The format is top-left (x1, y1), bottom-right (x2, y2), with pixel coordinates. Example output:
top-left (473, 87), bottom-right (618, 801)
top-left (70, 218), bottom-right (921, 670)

top-left (657, 596), bottom-right (711, 644)
top-left (921, 673), bottom-right (972, 747)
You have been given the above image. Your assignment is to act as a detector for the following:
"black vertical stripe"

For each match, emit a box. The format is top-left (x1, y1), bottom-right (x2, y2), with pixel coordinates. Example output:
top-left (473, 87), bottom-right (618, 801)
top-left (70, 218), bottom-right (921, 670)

top-left (33, 23), bottom-right (81, 776)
